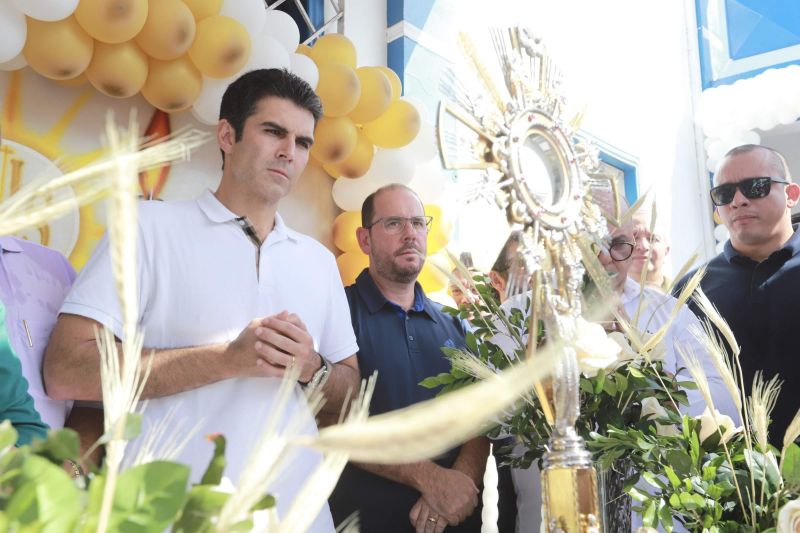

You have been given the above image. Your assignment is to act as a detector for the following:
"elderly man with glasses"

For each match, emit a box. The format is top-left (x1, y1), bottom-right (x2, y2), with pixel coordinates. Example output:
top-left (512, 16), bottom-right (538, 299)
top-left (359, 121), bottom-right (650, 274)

top-left (329, 183), bottom-right (488, 533)
top-left (676, 144), bottom-right (800, 447)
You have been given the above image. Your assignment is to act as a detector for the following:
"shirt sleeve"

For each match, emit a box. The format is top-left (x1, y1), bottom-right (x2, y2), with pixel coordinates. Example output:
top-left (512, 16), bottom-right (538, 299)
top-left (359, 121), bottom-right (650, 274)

top-left (673, 305), bottom-right (740, 423)
top-left (0, 305), bottom-right (48, 445)
top-left (318, 252), bottom-right (358, 363)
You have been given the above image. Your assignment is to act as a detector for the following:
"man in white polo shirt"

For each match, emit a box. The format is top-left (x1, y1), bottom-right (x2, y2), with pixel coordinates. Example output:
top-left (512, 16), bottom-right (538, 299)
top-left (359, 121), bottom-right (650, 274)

top-left (43, 69), bottom-right (360, 531)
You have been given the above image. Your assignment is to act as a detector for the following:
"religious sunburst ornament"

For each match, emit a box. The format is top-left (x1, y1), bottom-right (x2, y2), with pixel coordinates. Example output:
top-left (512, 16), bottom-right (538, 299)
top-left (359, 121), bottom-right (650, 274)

top-left (437, 27), bottom-right (623, 532)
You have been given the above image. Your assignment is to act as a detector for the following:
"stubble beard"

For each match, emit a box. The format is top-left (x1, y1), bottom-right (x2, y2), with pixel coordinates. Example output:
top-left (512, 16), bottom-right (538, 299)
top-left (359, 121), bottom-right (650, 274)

top-left (374, 252), bottom-right (424, 284)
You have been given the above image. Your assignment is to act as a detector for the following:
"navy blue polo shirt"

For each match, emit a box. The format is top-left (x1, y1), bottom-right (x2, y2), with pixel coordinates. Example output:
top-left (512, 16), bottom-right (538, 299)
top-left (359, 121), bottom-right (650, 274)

top-left (329, 269), bottom-right (481, 532)
top-left (677, 227), bottom-right (800, 446)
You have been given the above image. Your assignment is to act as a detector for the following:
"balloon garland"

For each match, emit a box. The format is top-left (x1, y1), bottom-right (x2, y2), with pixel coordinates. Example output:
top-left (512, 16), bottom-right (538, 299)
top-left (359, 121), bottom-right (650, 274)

top-left (0, 0), bottom-right (454, 292)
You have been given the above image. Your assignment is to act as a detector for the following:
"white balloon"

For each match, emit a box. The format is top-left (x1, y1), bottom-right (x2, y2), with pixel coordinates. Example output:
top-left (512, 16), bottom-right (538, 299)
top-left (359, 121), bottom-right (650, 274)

top-left (409, 158), bottom-right (449, 204)
top-left (397, 120), bottom-right (437, 163)
top-left (706, 139), bottom-right (725, 161)
top-left (740, 130), bottom-right (761, 145)
top-left (12, 0), bottom-right (78, 21)
top-left (261, 9), bottom-right (299, 52)
top-left (241, 35), bottom-right (290, 73)
top-left (331, 149), bottom-right (416, 210)
top-left (713, 224), bottom-right (729, 242)
top-left (220, 0), bottom-right (267, 37)
top-left (0, 52), bottom-right (27, 71)
top-left (0, 4), bottom-right (26, 64)
top-left (192, 76), bottom-right (232, 126)
top-left (289, 53), bottom-right (318, 89)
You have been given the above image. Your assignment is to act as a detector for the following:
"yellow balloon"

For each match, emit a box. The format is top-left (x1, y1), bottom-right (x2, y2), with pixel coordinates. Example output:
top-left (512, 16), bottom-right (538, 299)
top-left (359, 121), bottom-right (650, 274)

top-left (309, 33), bottom-right (356, 68)
top-left (323, 130), bottom-right (374, 179)
top-left (332, 211), bottom-right (363, 252)
top-left (315, 62), bottom-right (360, 118)
top-left (425, 204), bottom-right (453, 254)
top-left (24, 17), bottom-right (94, 80)
top-left (295, 43), bottom-right (312, 57)
top-left (363, 99), bottom-right (421, 149)
top-left (86, 41), bottom-right (148, 98)
top-left (56, 73), bottom-right (89, 87)
top-left (74, 0), bottom-right (148, 44)
top-left (376, 65), bottom-right (402, 100)
top-left (310, 116), bottom-right (358, 164)
top-left (183, 0), bottom-right (222, 21)
top-left (135, 0), bottom-right (196, 60)
top-left (188, 15), bottom-right (251, 79)
top-left (348, 67), bottom-right (392, 124)
top-left (336, 250), bottom-right (369, 286)
top-left (141, 55), bottom-right (202, 112)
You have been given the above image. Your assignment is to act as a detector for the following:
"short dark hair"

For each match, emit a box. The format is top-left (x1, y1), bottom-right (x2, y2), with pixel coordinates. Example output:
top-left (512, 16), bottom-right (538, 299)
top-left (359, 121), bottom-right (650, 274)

top-left (220, 69), bottom-right (322, 136)
top-left (721, 144), bottom-right (791, 181)
top-left (218, 68), bottom-right (322, 167)
top-left (360, 184), bottom-right (423, 227)
top-left (491, 231), bottom-right (523, 279)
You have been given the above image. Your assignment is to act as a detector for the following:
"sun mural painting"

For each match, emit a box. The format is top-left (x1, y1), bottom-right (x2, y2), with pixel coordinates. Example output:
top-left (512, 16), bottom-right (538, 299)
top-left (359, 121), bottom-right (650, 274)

top-left (437, 27), bottom-right (624, 532)
top-left (1, 70), bottom-right (177, 271)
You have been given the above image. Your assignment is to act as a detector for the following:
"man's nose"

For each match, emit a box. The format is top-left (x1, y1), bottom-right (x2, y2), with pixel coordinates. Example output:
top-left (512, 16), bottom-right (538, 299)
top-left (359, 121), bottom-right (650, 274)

top-left (276, 137), bottom-right (295, 159)
top-left (729, 187), bottom-right (749, 207)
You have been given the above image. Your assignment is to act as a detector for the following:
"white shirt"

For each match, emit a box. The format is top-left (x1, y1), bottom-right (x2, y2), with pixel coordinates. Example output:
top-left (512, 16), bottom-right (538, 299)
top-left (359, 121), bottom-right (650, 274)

top-left (0, 236), bottom-right (75, 428)
top-left (62, 190), bottom-right (358, 532)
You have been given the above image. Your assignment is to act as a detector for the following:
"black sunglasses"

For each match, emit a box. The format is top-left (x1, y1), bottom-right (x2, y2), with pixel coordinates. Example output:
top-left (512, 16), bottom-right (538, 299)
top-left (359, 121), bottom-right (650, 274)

top-left (709, 177), bottom-right (790, 206)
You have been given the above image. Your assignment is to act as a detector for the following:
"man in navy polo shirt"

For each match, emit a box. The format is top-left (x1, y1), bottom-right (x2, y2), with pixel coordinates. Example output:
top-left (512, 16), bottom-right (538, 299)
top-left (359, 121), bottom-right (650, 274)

top-left (676, 144), bottom-right (800, 446)
top-left (329, 184), bottom-right (488, 532)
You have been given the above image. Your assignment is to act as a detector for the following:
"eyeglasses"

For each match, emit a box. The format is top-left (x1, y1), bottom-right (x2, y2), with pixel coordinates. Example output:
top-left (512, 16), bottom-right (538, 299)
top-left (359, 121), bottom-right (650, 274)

top-left (709, 177), bottom-right (790, 206)
top-left (592, 238), bottom-right (635, 262)
top-left (365, 216), bottom-right (433, 234)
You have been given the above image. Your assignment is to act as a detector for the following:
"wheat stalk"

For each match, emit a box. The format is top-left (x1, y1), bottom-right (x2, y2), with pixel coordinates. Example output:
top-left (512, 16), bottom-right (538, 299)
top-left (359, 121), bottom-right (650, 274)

top-left (679, 345), bottom-right (750, 525)
top-left (688, 322), bottom-right (742, 413)
top-left (297, 347), bottom-right (560, 463)
top-left (273, 378), bottom-right (375, 533)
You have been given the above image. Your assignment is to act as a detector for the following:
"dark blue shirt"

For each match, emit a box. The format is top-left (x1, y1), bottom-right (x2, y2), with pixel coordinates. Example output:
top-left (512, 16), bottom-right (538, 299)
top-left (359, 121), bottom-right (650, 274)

top-left (676, 228), bottom-right (800, 446)
top-left (329, 269), bottom-right (481, 532)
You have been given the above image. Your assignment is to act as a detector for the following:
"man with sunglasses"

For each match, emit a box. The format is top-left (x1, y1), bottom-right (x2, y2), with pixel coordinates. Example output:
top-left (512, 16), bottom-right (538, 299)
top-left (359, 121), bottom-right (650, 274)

top-left (677, 144), bottom-right (800, 446)
top-left (329, 184), bottom-right (488, 533)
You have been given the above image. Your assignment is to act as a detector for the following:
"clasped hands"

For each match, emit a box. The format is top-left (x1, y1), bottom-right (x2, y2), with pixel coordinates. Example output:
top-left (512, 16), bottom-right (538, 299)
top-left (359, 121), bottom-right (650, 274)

top-left (229, 310), bottom-right (321, 383)
top-left (409, 466), bottom-right (479, 533)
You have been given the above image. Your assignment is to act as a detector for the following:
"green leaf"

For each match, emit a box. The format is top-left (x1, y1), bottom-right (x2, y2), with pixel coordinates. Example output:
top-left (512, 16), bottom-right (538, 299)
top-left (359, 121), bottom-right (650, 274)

top-left (593, 370), bottom-right (606, 394)
top-left (30, 429), bottom-right (80, 464)
top-left (666, 450), bottom-right (692, 477)
top-left (616, 372), bottom-right (628, 393)
top-left (664, 465), bottom-right (681, 490)
top-left (643, 499), bottom-right (657, 526)
top-left (200, 434), bottom-right (226, 486)
top-left (642, 471), bottom-right (666, 489)
top-left (4, 455), bottom-right (80, 533)
top-left (0, 420), bottom-right (17, 454)
top-left (419, 376), bottom-right (446, 389)
top-left (99, 413), bottom-right (143, 444)
top-left (110, 460), bottom-right (191, 533)
top-left (173, 485), bottom-right (230, 533)
top-left (781, 443), bottom-right (800, 485)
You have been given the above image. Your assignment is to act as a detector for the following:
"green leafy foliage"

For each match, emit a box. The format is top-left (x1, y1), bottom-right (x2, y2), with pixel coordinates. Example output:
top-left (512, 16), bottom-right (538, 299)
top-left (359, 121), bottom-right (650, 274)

top-left (0, 428), bottom-right (277, 532)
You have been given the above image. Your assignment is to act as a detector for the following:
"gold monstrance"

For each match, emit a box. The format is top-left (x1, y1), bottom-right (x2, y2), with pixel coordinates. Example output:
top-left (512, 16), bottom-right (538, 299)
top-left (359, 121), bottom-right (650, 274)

top-left (437, 28), bottom-right (617, 532)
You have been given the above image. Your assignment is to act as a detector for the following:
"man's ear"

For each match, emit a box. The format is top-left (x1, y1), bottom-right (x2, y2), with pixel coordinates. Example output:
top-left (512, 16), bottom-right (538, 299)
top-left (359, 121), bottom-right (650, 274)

top-left (785, 182), bottom-right (800, 208)
top-left (218, 119), bottom-right (236, 154)
top-left (488, 270), bottom-right (506, 295)
top-left (356, 227), bottom-right (371, 254)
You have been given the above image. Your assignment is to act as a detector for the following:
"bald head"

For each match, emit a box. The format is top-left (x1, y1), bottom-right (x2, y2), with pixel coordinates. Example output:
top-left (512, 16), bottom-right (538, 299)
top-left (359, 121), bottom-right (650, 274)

top-left (715, 145), bottom-right (790, 186)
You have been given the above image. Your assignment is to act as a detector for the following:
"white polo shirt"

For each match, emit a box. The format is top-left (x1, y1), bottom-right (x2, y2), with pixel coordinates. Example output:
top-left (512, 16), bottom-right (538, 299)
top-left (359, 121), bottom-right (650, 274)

top-left (62, 190), bottom-right (358, 531)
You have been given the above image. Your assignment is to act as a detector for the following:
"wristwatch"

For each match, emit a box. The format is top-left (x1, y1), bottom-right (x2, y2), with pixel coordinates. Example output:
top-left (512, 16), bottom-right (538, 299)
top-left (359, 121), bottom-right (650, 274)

top-left (300, 353), bottom-right (332, 388)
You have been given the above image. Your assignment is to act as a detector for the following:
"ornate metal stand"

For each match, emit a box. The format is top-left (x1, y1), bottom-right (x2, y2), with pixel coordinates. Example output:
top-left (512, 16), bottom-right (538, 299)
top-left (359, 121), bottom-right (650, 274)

top-left (436, 27), bottom-right (617, 532)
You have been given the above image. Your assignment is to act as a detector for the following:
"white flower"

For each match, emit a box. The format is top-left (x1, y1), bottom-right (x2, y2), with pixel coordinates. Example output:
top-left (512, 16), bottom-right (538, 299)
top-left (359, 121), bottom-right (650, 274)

top-left (636, 528), bottom-right (659, 533)
top-left (640, 397), bottom-right (679, 436)
top-left (572, 317), bottom-right (621, 378)
top-left (608, 331), bottom-right (638, 364)
top-left (696, 407), bottom-right (739, 445)
top-left (778, 498), bottom-right (800, 533)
